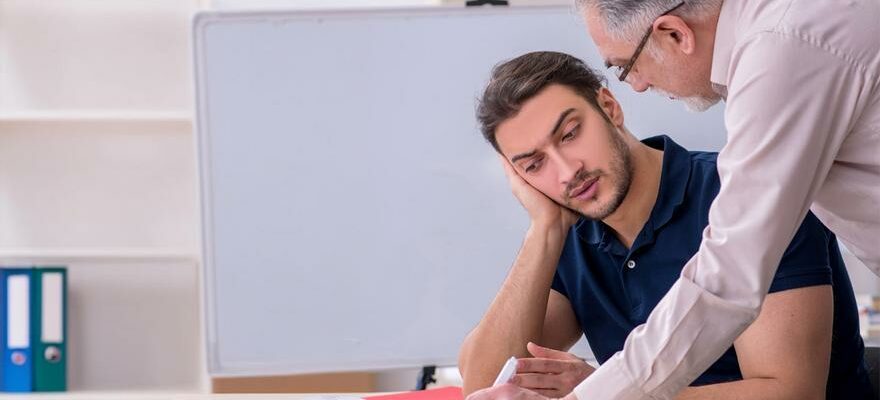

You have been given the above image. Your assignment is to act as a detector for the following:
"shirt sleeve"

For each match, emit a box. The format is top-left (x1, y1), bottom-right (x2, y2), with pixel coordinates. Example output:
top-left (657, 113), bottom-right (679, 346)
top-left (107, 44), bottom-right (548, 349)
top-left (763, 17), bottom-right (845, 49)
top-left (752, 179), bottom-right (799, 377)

top-left (571, 31), bottom-right (862, 400)
top-left (767, 212), bottom-right (833, 294)
top-left (551, 269), bottom-right (569, 299)
top-left (550, 226), bottom-right (578, 299)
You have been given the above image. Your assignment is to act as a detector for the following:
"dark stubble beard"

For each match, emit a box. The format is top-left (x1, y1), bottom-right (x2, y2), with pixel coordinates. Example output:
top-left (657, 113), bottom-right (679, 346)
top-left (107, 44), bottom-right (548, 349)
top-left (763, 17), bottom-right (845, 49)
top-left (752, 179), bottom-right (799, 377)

top-left (561, 125), bottom-right (634, 221)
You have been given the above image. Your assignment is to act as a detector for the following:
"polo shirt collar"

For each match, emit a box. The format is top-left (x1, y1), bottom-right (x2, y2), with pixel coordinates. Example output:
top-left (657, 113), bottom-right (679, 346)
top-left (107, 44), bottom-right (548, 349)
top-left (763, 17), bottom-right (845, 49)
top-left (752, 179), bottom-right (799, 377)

top-left (644, 135), bottom-right (690, 232)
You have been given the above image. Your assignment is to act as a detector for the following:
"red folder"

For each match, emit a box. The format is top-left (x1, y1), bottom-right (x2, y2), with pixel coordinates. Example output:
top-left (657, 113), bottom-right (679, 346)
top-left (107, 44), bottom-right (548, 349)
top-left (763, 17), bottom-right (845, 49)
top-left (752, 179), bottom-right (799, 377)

top-left (364, 386), bottom-right (464, 400)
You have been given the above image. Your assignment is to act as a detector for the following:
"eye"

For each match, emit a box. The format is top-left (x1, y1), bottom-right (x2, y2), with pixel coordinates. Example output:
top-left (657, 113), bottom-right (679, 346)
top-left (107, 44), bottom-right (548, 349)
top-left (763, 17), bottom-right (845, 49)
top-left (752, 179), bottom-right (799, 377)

top-left (524, 157), bottom-right (544, 173)
top-left (561, 125), bottom-right (579, 142)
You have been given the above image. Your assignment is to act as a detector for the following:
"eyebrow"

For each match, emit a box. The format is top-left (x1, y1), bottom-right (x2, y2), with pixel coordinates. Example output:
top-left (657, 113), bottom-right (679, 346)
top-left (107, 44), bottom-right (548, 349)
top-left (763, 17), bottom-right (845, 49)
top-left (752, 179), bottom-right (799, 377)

top-left (510, 108), bottom-right (577, 164)
top-left (604, 57), bottom-right (628, 67)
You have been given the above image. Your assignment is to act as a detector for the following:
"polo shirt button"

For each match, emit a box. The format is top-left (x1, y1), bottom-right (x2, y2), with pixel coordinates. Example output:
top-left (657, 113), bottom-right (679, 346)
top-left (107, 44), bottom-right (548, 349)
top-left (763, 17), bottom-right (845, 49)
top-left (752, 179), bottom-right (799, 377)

top-left (626, 260), bottom-right (636, 269)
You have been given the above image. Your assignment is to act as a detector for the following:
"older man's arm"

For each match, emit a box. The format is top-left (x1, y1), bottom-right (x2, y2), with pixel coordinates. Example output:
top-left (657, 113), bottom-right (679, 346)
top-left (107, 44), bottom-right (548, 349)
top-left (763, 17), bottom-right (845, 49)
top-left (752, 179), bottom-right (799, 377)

top-left (676, 285), bottom-right (832, 400)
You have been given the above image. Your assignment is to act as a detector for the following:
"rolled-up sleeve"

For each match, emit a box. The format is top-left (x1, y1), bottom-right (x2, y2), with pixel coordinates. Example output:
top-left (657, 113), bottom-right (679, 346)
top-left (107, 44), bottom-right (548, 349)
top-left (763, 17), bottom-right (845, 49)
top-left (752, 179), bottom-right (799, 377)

top-left (572, 31), bottom-right (868, 400)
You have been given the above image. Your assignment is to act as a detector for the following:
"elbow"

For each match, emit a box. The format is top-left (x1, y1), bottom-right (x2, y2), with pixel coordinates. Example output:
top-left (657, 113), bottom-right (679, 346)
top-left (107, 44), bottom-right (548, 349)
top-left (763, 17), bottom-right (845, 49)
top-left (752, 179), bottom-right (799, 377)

top-left (767, 376), bottom-right (826, 400)
top-left (458, 328), bottom-right (498, 396)
top-left (705, 285), bottom-right (765, 327)
top-left (740, 286), bottom-right (769, 316)
top-left (790, 377), bottom-right (827, 400)
top-left (786, 385), bottom-right (826, 400)
top-left (458, 330), bottom-right (478, 394)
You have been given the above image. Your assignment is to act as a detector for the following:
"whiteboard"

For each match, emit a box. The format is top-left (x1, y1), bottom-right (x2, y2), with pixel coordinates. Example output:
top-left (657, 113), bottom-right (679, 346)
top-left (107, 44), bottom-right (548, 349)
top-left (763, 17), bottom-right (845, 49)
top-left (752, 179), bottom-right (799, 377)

top-left (194, 5), bottom-right (726, 377)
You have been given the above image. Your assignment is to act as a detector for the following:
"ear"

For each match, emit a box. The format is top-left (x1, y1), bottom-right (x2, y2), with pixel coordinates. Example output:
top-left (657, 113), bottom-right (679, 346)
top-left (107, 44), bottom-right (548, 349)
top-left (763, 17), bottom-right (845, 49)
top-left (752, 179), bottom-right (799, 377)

top-left (653, 15), bottom-right (696, 55)
top-left (596, 87), bottom-right (624, 128)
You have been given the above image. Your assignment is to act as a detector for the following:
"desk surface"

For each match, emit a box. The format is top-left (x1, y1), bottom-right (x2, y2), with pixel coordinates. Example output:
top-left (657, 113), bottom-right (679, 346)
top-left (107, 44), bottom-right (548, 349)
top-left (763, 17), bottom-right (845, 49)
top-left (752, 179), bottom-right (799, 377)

top-left (0, 392), bottom-right (375, 400)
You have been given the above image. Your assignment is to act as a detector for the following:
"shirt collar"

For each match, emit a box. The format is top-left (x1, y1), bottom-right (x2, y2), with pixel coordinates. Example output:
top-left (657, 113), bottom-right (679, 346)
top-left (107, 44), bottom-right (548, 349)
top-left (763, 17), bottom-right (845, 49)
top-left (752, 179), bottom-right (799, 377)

top-left (576, 135), bottom-right (692, 247)
top-left (710, 0), bottom-right (741, 88)
top-left (644, 135), bottom-right (691, 232)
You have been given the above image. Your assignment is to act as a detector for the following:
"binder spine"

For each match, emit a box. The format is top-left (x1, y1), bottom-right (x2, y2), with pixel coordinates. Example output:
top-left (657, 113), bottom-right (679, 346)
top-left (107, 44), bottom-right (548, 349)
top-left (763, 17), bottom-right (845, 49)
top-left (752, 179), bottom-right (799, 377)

top-left (1, 268), bottom-right (34, 392)
top-left (33, 267), bottom-right (67, 392)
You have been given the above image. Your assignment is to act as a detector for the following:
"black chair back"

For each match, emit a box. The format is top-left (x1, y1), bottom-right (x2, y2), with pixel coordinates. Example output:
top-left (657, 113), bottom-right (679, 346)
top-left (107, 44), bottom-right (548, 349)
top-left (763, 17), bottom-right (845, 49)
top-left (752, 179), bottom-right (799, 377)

top-left (865, 346), bottom-right (880, 399)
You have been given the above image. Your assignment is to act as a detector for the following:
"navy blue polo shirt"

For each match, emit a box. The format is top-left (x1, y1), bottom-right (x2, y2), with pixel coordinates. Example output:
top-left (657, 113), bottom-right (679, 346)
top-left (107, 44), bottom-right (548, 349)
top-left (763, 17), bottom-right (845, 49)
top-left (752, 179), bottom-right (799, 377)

top-left (551, 135), bottom-right (873, 398)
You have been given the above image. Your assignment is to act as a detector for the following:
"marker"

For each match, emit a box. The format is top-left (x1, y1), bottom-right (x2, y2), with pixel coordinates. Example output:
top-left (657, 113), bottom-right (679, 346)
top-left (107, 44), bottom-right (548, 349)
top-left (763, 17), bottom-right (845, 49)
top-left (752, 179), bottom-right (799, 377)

top-left (492, 356), bottom-right (518, 387)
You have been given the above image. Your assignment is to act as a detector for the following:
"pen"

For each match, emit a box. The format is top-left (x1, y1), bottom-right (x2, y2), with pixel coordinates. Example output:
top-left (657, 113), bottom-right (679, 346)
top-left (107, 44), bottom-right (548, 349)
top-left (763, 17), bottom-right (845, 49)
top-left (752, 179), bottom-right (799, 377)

top-left (492, 356), bottom-right (518, 387)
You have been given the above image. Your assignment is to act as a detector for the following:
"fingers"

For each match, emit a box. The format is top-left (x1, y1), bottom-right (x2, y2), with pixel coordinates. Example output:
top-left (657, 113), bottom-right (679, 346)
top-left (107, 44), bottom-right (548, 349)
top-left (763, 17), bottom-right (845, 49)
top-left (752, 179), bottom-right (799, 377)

top-left (510, 374), bottom-right (566, 398)
top-left (511, 372), bottom-right (556, 388)
top-left (530, 389), bottom-right (564, 398)
top-left (526, 342), bottom-right (579, 361)
top-left (516, 357), bottom-right (568, 374)
top-left (465, 383), bottom-right (550, 400)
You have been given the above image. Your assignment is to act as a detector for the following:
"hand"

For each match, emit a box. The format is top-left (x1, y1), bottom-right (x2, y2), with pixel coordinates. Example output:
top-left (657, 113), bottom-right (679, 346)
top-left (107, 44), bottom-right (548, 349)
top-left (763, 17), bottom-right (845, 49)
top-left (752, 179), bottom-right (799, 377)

top-left (466, 383), bottom-right (555, 400)
top-left (499, 156), bottom-right (578, 232)
top-left (509, 342), bottom-right (595, 398)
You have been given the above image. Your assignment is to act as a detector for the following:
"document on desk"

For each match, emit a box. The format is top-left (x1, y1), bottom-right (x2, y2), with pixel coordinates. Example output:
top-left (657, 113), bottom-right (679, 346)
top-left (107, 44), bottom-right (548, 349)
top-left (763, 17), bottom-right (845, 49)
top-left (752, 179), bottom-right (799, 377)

top-left (365, 386), bottom-right (463, 400)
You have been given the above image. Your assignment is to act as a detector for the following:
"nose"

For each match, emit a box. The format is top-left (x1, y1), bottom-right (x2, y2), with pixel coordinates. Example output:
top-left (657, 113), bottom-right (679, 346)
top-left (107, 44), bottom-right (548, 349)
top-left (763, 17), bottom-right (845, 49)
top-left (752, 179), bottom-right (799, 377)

top-left (551, 151), bottom-right (582, 187)
top-left (626, 74), bottom-right (650, 93)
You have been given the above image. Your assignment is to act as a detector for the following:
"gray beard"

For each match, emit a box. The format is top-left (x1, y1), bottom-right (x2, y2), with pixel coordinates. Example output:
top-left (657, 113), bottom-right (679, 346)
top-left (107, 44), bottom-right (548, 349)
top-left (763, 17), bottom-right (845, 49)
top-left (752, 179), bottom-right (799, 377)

top-left (651, 87), bottom-right (721, 112)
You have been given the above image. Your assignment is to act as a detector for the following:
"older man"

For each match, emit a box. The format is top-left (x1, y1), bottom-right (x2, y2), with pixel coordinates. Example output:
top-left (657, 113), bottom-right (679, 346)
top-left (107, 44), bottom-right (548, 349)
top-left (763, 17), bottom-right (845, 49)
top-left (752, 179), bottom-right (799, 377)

top-left (469, 1), bottom-right (880, 399)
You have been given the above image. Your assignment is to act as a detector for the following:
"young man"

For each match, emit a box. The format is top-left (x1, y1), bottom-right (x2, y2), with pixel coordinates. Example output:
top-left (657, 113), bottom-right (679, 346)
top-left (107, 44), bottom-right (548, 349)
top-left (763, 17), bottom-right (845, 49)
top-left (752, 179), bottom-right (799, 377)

top-left (460, 51), bottom-right (873, 400)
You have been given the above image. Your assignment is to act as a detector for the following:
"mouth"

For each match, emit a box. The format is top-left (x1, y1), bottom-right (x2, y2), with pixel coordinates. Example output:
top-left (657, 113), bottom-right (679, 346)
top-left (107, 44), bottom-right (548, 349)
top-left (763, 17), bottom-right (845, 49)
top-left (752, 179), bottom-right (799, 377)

top-left (568, 177), bottom-right (599, 200)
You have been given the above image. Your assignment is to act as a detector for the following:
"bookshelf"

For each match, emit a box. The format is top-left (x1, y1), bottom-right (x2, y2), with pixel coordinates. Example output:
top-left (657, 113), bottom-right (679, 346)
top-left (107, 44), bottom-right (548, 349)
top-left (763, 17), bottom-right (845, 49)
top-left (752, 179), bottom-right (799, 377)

top-left (0, 390), bottom-right (199, 400)
top-left (0, 248), bottom-right (198, 263)
top-left (0, 0), bottom-right (206, 393)
top-left (0, 111), bottom-right (193, 126)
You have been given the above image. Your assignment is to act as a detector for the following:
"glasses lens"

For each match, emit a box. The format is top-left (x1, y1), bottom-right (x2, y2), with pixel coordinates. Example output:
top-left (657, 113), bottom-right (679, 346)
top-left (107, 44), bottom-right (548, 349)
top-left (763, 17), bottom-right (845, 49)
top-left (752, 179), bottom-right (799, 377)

top-left (611, 65), bottom-right (625, 80)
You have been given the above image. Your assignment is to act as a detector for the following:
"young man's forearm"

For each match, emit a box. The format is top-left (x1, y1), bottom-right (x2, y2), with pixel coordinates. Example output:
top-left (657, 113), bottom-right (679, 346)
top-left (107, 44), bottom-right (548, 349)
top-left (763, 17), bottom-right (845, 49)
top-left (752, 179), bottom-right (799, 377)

top-left (675, 378), bottom-right (824, 400)
top-left (459, 222), bottom-right (568, 395)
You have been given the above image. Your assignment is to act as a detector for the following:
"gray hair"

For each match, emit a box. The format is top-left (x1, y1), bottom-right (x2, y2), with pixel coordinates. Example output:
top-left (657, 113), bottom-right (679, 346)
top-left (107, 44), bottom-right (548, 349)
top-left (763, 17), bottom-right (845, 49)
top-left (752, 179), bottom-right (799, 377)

top-left (576, 0), bottom-right (722, 43)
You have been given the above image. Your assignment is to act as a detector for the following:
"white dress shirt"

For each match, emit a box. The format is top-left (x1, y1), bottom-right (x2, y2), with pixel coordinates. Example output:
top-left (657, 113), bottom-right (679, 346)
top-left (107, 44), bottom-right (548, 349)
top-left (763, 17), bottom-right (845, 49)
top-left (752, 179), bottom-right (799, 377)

top-left (573, 0), bottom-right (880, 398)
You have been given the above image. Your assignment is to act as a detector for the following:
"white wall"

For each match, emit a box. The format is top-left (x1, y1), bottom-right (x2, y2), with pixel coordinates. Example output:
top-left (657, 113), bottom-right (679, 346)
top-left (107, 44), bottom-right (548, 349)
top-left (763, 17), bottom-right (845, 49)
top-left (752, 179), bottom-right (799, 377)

top-left (0, 0), bottom-right (204, 392)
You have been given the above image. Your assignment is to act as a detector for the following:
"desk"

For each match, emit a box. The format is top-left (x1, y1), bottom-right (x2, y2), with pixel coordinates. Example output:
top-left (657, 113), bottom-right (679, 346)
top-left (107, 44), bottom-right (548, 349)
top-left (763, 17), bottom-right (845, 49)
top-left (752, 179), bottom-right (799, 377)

top-left (0, 392), bottom-right (375, 400)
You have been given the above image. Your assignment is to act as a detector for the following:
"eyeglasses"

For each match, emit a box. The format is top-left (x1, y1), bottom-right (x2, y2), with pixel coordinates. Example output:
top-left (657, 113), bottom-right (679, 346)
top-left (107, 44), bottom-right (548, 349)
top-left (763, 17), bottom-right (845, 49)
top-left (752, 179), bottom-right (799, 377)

top-left (611, 0), bottom-right (686, 82)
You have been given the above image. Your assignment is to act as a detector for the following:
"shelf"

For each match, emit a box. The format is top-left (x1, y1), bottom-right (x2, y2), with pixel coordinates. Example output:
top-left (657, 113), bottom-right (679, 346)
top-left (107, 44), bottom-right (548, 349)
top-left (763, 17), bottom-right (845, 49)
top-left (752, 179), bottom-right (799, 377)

top-left (0, 110), bottom-right (193, 124)
top-left (0, 247), bottom-right (199, 263)
top-left (0, 390), bottom-right (199, 400)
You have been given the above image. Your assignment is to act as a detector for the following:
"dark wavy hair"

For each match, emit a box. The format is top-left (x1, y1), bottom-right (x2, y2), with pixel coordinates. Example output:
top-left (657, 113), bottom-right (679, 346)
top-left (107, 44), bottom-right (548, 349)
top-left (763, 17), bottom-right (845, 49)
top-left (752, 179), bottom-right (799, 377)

top-left (476, 51), bottom-right (607, 153)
